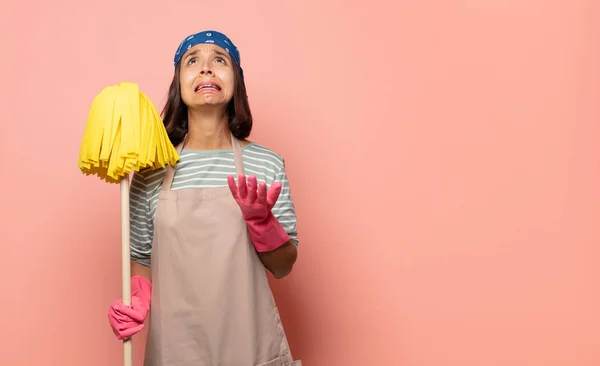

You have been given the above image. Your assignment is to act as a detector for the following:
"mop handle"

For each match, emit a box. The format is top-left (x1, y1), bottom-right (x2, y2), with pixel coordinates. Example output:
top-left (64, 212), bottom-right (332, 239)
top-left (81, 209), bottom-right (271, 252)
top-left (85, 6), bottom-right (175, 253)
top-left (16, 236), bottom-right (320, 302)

top-left (121, 177), bottom-right (133, 366)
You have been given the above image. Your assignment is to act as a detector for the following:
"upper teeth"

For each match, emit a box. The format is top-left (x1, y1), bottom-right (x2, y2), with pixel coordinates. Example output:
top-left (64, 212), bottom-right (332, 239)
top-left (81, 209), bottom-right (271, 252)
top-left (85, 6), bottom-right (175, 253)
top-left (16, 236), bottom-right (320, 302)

top-left (198, 85), bottom-right (218, 90)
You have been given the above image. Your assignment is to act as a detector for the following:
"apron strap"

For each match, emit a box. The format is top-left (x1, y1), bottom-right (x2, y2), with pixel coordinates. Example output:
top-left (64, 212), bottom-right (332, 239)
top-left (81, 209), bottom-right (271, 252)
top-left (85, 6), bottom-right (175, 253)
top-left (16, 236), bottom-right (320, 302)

top-left (161, 133), bottom-right (245, 192)
top-left (161, 135), bottom-right (187, 192)
top-left (231, 134), bottom-right (245, 176)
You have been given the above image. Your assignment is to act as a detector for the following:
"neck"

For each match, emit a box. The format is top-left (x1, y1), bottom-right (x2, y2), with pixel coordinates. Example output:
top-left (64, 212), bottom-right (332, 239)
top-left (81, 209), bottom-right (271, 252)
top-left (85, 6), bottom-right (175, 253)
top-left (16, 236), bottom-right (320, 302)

top-left (185, 108), bottom-right (232, 150)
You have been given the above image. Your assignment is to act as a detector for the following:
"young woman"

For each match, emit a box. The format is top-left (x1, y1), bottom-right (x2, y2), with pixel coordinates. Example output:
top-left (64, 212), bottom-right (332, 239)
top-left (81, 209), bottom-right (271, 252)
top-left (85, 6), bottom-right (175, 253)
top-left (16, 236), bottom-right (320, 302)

top-left (107, 30), bottom-right (301, 366)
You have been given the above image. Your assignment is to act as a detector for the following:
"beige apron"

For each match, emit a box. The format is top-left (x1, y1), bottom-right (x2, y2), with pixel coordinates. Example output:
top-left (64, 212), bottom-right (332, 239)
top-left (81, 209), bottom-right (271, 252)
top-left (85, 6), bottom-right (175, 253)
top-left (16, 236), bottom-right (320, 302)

top-left (144, 135), bottom-right (301, 366)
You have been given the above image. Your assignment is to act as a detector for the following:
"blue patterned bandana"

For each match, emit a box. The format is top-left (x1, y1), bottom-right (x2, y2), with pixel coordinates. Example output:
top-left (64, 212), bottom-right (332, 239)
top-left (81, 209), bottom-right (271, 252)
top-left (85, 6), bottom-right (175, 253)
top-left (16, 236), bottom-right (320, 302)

top-left (173, 30), bottom-right (243, 79)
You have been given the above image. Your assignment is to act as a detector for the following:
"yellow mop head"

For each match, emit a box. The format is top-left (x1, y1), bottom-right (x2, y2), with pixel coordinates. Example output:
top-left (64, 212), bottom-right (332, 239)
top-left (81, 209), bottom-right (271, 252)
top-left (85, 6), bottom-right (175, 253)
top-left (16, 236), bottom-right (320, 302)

top-left (78, 82), bottom-right (179, 183)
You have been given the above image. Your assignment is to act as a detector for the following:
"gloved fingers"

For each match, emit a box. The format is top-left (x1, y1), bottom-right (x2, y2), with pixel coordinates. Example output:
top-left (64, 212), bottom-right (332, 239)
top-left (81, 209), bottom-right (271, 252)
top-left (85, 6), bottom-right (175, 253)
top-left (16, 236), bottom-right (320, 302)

top-left (247, 175), bottom-right (258, 203)
top-left (227, 175), bottom-right (239, 198)
top-left (116, 323), bottom-right (145, 340)
top-left (237, 174), bottom-right (248, 199)
top-left (111, 317), bottom-right (140, 331)
top-left (110, 299), bottom-right (146, 323)
top-left (257, 181), bottom-right (267, 205)
top-left (266, 181), bottom-right (282, 209)
top-left (109, 311), bottom-right (142, 335)
top-left (110, 307), bottom-right (140, 325)
top-left (111, 319), bottom-right (143, 340)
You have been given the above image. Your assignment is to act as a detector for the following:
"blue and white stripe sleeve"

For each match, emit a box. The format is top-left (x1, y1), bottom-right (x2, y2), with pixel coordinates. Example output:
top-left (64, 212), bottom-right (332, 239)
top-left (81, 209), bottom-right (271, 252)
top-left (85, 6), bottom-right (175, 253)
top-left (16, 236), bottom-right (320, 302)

top-left (129, 170), bottom-right (154, 267)
top-left (271, 161), bottom-right (299, 247)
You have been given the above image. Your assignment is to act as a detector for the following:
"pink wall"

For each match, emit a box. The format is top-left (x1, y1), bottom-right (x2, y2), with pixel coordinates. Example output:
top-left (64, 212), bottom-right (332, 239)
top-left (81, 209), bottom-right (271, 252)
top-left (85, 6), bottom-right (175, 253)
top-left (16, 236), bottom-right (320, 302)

top-left (1, 1), bottom-right (599, 365)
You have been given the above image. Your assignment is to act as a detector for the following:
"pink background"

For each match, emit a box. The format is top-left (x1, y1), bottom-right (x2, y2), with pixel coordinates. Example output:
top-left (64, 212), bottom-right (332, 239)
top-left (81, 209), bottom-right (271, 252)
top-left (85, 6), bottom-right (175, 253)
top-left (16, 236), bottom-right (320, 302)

top-left (1, 1), bottom-right (599, 365)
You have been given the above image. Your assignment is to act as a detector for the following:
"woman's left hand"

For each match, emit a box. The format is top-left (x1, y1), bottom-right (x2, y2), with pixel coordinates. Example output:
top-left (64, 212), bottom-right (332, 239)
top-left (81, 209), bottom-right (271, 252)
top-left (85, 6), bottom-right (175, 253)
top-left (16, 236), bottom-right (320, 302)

top-left (227, 174), bottom-right (280, 223)
top-left (227, 174), bottom-right (290, 252)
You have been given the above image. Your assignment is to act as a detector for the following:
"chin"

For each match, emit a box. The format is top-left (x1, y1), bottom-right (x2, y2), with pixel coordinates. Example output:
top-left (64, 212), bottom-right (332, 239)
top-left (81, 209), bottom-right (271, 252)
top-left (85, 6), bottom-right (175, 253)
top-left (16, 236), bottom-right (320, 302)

top-left (200, 96), bottom-right (227, 104)
top-left (185, 95), bottom-right (219, 104)
top-left (193, 99), bottom-right (228, 109)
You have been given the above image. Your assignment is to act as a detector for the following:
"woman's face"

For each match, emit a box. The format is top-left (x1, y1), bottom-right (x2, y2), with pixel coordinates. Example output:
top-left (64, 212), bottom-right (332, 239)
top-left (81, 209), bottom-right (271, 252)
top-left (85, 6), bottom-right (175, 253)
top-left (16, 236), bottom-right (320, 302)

top-left (179, 44), bottom-right (235, 110)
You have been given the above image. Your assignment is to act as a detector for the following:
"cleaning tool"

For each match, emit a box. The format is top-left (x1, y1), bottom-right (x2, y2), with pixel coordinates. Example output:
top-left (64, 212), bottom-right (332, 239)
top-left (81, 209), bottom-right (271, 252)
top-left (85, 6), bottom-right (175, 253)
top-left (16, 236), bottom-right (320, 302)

top-left (77, 82), bottom-right (179, 366)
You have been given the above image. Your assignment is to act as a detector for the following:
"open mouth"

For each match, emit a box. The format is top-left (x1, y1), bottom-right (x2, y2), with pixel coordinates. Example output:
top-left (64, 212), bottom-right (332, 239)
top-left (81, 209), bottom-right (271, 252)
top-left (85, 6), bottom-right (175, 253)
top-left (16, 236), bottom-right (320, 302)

top-left (195, 82), bottom-right (222, 92)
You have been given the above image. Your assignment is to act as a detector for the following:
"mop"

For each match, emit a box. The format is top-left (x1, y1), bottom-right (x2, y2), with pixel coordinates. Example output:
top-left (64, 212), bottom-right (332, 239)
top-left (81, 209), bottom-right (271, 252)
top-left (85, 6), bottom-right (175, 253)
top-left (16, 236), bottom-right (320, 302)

top-left (77, 82), bottom-right (179, 366)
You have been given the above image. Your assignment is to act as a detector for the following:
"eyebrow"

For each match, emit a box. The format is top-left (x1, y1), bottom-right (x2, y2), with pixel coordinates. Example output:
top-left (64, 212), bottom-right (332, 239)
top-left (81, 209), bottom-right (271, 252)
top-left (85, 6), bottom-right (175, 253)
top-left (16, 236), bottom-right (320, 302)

top-left (184, 50), bottom-right (199, 60)
top-left (184, 49), bottom-right (230, 61)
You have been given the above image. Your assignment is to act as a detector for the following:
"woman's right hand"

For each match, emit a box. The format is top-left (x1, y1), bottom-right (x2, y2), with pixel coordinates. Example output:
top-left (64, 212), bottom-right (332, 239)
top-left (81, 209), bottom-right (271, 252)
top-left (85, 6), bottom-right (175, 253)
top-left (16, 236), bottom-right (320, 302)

top-left (108, 275), bottom-right (152, 340)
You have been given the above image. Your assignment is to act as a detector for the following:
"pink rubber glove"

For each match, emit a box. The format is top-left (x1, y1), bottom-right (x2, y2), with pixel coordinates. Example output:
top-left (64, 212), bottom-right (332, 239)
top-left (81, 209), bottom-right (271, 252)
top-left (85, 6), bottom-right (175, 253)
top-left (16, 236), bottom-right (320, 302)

top-left (227, 174), bottom-right (290, 252)
top-left (108, 275), bottom-right (152, 340)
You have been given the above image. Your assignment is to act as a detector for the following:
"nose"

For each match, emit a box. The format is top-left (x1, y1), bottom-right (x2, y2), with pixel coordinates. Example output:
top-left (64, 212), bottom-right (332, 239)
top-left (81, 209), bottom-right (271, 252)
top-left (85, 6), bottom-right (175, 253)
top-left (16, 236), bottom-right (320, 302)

top-left (199, 62), bottom-right (213, 76)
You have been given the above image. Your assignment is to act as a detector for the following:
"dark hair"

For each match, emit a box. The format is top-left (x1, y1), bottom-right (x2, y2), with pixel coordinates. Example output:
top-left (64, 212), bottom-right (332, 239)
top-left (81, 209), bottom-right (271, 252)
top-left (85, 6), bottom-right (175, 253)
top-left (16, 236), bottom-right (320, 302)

top-left (161, 62), bottom-right (252, 147)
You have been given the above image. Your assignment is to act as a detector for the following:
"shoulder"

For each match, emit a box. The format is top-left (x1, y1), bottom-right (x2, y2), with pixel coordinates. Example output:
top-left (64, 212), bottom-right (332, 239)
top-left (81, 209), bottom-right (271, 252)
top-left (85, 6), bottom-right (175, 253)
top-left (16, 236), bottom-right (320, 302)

top-left (241, 141), bottom-right (285, 170)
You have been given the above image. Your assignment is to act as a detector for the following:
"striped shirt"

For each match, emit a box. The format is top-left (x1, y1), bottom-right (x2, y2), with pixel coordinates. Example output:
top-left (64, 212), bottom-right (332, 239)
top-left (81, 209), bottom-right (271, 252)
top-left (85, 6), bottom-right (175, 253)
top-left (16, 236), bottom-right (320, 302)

top-left (129, 142), bottom-right (299, 267)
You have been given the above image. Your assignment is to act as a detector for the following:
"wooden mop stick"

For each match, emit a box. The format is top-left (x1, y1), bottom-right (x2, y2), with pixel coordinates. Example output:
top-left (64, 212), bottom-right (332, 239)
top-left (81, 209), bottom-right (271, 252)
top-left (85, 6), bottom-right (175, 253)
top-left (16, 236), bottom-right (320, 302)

top-left (121, 176), bottom-right (133, 366)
